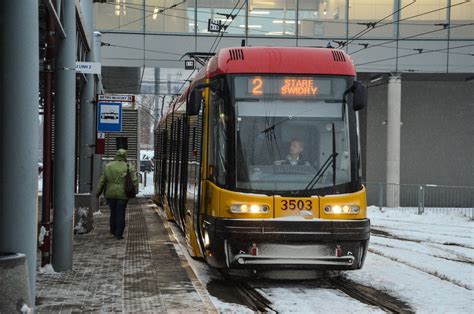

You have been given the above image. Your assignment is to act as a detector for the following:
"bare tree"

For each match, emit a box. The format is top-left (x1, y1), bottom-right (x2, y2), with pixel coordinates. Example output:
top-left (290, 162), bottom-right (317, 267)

top-left (137, 95), bottom-right (156, 150)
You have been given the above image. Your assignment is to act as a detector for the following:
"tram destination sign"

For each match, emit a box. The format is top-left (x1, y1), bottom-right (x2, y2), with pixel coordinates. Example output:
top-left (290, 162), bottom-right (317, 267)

top-left (244, 76), bottom-right (332, 97)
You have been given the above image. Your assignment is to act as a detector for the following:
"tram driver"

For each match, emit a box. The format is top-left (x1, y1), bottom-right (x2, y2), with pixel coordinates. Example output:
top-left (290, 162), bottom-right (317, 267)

top-left (274, 139), bottom-right (311, 166)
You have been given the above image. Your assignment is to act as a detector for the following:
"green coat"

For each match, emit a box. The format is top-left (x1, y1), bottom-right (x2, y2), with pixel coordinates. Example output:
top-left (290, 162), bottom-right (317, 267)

top-left (96, 150), bottom-right (138, 200)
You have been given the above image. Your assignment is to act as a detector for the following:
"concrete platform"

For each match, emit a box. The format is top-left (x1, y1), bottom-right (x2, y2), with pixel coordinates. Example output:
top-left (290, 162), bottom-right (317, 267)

top-left (35, 198), bottom-right (216, 313)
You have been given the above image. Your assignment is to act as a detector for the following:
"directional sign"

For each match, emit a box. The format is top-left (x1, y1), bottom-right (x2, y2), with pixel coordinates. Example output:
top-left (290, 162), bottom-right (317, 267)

top-left (97, 102), bottom-right (122, 132)
top-left (98, 94), bottom-right (135, 102)
top-left (184, 59), bottom-right (195, 70)
top-left (75, 62), bottom-right (101, 74)
top-left (208, 19), bottom-right (222, 32)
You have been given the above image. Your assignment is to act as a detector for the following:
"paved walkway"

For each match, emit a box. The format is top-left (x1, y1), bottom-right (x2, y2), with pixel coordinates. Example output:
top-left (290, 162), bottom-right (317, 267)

top-left (36, 198), bottom-right (216, 313)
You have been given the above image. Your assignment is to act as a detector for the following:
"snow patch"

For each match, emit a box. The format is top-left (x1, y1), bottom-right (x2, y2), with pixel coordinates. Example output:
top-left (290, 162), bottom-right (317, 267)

top-left (39, 264), bottom-right (58, 275)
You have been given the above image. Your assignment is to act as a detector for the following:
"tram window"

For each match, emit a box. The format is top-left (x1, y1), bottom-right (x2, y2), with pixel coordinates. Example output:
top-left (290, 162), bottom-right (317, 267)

top-left (235, 109), bottom-right (352, 192)
top-left (208, 86), bottom-right (227, 185)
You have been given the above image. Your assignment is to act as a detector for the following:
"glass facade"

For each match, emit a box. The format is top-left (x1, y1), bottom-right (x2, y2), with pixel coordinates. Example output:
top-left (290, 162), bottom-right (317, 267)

top-left (94, 0), bottom-right (474, 40)
top-left (399, 0), bottom-right (448, 39)
top-left (450, 0), bottom-right (474, 38)
top-left (299, 0), bottom-right (346, 38)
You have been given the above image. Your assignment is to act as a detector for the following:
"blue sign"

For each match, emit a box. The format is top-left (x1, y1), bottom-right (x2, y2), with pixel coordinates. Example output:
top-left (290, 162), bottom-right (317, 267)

top-left (97, 102), bottom-right (122, 132)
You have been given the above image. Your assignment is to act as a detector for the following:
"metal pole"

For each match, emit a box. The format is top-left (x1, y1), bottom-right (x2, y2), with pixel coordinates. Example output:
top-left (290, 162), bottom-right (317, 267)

top-left (418, 185), bottom-right (424, 215)
top-left (91, 32), bottom-right (103, 214)
top-left (378, 183), bottom-right (384, 210)
top-left (386, 74), bottom-right (401, 207)
top-left (79, 0), bottom-right (95, 193)
top-left (0, 0), bottom-right (39, 303)
top-left (40, 10), bottom-right (56, 267)
top-left (53, 0), bottom-right (76, 271)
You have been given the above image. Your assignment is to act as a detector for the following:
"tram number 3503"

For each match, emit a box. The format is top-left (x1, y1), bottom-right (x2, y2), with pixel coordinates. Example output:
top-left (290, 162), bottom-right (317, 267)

top-left (280, 199), bottom-right (312, 211)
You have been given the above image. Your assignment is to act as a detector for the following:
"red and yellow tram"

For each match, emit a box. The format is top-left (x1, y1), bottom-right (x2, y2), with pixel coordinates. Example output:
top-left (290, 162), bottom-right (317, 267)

top-left (154, 47), bottom-right (369, 271)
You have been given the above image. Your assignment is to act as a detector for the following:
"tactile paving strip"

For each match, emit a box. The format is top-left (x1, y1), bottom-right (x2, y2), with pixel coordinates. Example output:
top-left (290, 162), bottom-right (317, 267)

top-left (36, 199), bottom-right (212, 313)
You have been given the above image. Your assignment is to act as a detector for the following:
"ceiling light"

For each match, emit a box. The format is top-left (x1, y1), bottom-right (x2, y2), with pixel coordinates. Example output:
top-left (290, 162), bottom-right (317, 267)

top-left (240, 24), bottom-right (262, 28)
top-left (272, 20), bottom-right (296, 24)
top-left (253, 1), bottom-right (275, 5)
top-left (250, 10), bottom-right (270, 14)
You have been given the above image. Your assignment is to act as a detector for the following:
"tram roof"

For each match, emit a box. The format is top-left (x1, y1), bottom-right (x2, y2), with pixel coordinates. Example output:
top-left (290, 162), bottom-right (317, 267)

top-left (206, 47), bottom-right (356, 77)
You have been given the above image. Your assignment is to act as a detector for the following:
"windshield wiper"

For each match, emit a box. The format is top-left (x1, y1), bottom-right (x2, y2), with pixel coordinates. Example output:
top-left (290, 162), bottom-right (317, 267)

top-left (304, 152), bottom-right (338, 191)
top-left (305, 122), bottom-right (338, 191)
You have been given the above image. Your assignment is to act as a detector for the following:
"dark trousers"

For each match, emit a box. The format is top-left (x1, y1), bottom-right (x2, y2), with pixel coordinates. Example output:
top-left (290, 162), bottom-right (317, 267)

top-left (107, 198), bottom-right (129, 237)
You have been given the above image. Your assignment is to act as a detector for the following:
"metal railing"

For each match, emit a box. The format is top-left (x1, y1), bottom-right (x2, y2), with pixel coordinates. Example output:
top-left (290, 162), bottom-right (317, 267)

top-left (364, 182), bottom-right (474, 218)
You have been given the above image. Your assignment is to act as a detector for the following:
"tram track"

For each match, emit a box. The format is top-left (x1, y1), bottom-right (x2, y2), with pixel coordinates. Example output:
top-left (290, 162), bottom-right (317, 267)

top-left (371, 241), bottom-right (474, 265)
top-left (368, 247), bottom-right (472, 290)
top-left (214, 273), bottom-right (414, 313)
top-left (215, 272), bottom-right (277, 313)
top-left (371, 227), bottom-right (474, 262)
top-left (371, 227), bottom-right (474, 249)
top-left (326, 276), bottom-right (414, 313)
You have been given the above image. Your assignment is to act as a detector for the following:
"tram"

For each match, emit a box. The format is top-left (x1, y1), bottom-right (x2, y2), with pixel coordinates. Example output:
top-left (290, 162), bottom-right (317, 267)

top-left (154, 47), bottom-right (369, 271)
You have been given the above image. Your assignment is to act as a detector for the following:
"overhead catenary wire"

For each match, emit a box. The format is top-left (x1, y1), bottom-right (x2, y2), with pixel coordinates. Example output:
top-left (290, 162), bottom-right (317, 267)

top-left (342, 0), bottom-right (471, 49)
top-left (342, 0), bottom-right (417, 48)
top-left (208, 0), bottom-right (242, 53)
top-left (350, 22), bottom-right (474, 55)
top-left (209, 0), bottom-right (247, 53)
top-left (101, 1), bottom-right (473, 42)
top-left (100, 21), bottom-right (474, 68)
top-left (372, 44), bottom-right (473, 57)
top-left (103, 15), bottom-right (472, 59)
top-left (355, 42), bottom-right (474, 67)
top-left (101, 42), bottom-right (183, 56)
top-left (98, 2), bottom-right (474, 90)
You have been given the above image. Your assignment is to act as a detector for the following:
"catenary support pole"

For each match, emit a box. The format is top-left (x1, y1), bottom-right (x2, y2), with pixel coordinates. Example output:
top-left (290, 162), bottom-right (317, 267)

top-left (386, 74), bottom-right (402, 207)
top-left (53, 0), bottom-right (76, 271)
top-left (0, 1), bottom-right (39, 303)
top-left (79, 0), bottom-right (95, 193)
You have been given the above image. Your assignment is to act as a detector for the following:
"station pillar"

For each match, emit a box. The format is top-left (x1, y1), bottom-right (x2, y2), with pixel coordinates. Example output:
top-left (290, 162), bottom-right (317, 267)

top-left (53, 0), bottom-right (76, 271)
top-left (78, 0), bottom-right (96, 194)
top-left (0, 1), bottom-right (39, 305)
top-left (386, 74), bottom-right (402, 207)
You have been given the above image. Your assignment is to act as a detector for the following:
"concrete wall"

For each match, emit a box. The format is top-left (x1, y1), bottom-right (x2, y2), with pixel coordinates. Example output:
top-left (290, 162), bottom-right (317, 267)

top-left (364, 77), bottom-right (474, 186)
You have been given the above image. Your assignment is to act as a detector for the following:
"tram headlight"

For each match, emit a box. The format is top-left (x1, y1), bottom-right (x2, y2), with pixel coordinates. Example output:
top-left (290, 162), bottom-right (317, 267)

top-left (230, 204), bottom-right (269, 214)
top-left (324, 205), bottom-right (360, 214)
top-left (204, 231), bottom-right (210, 248)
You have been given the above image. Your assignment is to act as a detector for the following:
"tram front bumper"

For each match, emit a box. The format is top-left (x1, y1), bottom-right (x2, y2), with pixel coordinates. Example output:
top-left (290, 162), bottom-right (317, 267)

top-left (204, 218), bottom-right (370, 270)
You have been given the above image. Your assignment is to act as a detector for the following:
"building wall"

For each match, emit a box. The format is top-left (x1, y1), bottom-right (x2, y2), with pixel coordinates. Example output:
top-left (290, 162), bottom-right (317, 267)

top-left (93, 1), bottom-right (474, 188)
top-left (364, 77), bottom-right (474, 186)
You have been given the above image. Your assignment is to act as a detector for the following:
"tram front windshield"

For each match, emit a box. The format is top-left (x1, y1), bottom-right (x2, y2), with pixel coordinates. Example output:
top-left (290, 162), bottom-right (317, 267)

top-left (233, 75), bottom-right (354, 194)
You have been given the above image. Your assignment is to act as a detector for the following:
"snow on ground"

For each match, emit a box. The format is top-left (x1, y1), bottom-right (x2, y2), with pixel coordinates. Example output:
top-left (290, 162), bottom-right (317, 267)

top-left (138, 171), bottom-right (154, 196)
top-left (344, 207), bottom-right (473, 314)
top-left (168, 204), bottom-right (473, 313)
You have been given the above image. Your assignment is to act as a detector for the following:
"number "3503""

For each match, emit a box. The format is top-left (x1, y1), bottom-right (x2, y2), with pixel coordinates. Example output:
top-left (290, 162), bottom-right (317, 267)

top-left (280, 199), bottom-right (312, 211)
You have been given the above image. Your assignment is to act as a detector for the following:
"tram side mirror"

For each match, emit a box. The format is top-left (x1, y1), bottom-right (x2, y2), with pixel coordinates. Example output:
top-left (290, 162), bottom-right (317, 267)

top-left (187, 89), bottom-right (202, 116)
top-left (187, 83), bottom-right (210, 116)
top-left (352, 81), bottom-right (367, 111)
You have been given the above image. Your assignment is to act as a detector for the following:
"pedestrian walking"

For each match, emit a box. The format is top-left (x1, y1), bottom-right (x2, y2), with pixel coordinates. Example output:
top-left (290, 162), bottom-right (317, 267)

top-left (96, 149), bottom-right (138, 239)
